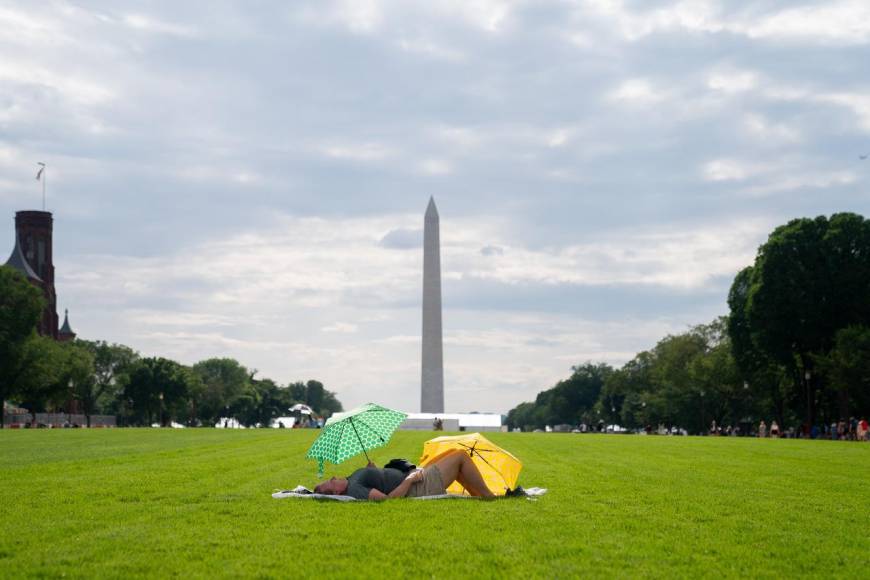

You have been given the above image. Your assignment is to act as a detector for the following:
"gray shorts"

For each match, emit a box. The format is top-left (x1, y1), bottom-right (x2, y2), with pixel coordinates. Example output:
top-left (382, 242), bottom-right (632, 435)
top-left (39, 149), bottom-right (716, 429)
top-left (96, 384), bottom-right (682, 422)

top-left (406, 465), bottom-right (446, 498)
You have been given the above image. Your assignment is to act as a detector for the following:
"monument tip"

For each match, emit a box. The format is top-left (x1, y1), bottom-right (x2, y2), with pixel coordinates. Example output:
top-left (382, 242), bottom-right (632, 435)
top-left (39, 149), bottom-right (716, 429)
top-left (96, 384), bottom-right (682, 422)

top-left (425, 196), bottom-right (438, 216)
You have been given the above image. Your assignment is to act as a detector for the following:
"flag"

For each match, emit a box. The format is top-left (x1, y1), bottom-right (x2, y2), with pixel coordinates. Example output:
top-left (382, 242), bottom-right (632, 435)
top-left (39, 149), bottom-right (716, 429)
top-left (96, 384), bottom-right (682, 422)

top-left (36, 165), bottom-right (44, 180)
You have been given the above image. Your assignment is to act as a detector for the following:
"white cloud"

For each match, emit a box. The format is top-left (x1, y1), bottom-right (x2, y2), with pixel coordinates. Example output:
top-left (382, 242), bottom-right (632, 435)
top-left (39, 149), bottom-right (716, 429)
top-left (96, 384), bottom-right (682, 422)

top-left (703, 158), bottom-right (763, 182)
top-left (454, 220), bottom-right (769, 290)
top-left (707, 69), bottom-right (758, 94)
top-left (582, 0), bottom-right (870, 45)
top-left (742, 171), bottom-right (856, 197)
top-left (0, 60), bottom-right (116, 106)
top-left (702, 157), bottom-right (857, 197)
top-left (320, 142), bottom-right (394, 162)
top-left (397, 37), bottom-right (465, 61)
top-left (322, 322), bottom-right (359, 333)
top-left (432, 126), bottom-right (483, 149)
top-left (608, 78), bottom-right (668, 105)
top-left (547, 128), bottom-right (570, 148)
top-left (435, 0), bottom-right (516, 32)
top-left (330, 0), bottom-right (384, 33)
top-left (817, 92), bottom-right (870, 132)
top-left (743, 1), bottom-right (870, 45)
top-left (418, 158), bottom-right (452, 175)
top-left (742, 113), bottom-right (802, 144)
top-left (582, 0), bottom-right (725, 41)
top-left (123, 14), bottom-right (197, 38)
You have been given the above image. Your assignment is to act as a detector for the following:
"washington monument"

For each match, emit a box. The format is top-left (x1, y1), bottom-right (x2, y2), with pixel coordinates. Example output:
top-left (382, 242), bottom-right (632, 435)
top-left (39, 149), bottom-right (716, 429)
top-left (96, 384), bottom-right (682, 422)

top-left (421, 196), bottom-right (444, 413)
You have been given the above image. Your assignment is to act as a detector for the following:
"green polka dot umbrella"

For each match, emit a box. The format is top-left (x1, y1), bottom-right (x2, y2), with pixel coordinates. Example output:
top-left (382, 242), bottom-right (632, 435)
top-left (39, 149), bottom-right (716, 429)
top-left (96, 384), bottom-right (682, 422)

top-left (306, 403), bottom-right (408, 476)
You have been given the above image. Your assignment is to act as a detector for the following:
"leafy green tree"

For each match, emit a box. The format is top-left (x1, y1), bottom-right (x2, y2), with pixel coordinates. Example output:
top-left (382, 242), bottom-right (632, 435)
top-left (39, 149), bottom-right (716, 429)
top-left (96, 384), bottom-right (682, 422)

top-left (505, 401), bottom-right (536, 431)
top-left (192, 358), bottom-right (249, 424)
top-left (687, 319), bottom-right (745, 431)
top-left (505, 363), bottom-right (612, 430)
top-left (236, 378), bottom-right (283, 427)
top-left (183, 368), bottom-right (205, 426)
top-left (316, 386), bottom-right (343, 417)
top-left (10, 336), bottom-right (68, 419)
top-left (304, 380), bottom-right (325, 411)
top-left (61, 343), bottom-right (97, 426)
top-left (606, 352), bottom-right (654, 428)
top-left (282, 380), bottom-right (342, 419)
top-left (0, 266), bottom-right (45, 426)
top-left (125, 358), bottom-right (189, 426)
top-left (727, 267), bottom-right (790, 425)
top-left (76, 340), bottom-right (138, 424)
top-left (728, 213), bottom-right (870, 426)
top-left (814, 325), bottom-right (870, 420)
top-left (287, 381), bottom-right (306, 403)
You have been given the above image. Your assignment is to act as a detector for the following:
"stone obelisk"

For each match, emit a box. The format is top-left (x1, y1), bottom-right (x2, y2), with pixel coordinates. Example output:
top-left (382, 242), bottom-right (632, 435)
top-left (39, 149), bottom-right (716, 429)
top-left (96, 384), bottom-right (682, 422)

top-left (421, 197), bottom-right (444, 413)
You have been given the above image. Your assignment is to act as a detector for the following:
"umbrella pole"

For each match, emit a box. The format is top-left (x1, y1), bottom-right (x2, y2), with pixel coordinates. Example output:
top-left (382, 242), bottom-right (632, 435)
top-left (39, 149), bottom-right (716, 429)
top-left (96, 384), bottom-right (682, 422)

top-left (349, 418), bottom-right (370, 463)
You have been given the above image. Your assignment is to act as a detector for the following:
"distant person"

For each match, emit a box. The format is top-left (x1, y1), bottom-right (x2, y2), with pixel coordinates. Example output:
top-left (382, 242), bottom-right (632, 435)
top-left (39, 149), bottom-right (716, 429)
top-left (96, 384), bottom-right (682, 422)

top-left (770, 421), bottom-right (780, 438)
top-left (854, 417), bottom-right (866, 442)
top-left (314, 450), bottom-right (496, 500)
top-left (758, 420), bottom-right (767, 438)
top-left (858, 417), bottom-right (869, 441)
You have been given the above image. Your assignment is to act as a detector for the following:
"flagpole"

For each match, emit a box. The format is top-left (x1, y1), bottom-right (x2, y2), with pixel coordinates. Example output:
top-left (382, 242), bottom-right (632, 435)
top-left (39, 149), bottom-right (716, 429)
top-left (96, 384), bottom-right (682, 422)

top-left (37, 162), bottom-right (46, 210)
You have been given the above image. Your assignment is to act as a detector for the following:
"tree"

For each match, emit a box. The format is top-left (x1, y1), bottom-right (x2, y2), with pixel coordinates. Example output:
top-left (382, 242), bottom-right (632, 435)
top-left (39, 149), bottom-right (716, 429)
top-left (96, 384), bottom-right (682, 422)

top-left (76, 340), bottom-right (138, 426)
top-left (125, 358), bottom-right (189, 426)
top-left (62, 343), bottom-right (97, 426)
top-left (287, 381), bottom-right (306, 403)
top-left (0, 266), bottom-right (45, 426)
top-left (504, 363), bottom-right (612, 430)
top-left (238, 378), bottom-right (283, 427)
top-left (506, 319), bottom-right (747, 435)
top-left (505, 401), bottom-right (536, 431)
top-left (606, 352), bottom-right (655, 429)
top-left (728, 213), bottom-right (870, 426)
top-left (9, 336), bottom-right (68, 420)
top-left (282, 380), bottom-right (342, 419)
top-left (191, 358), bottom-right (249, 424)
top-left (814, 325), bottom-right (870, 420)
top-left (304, 380), bottom-right (325, 411)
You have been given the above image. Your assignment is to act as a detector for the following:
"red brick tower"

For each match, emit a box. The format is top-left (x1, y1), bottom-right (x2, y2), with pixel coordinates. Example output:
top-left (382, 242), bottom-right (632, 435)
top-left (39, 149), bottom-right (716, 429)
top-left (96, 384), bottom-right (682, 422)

top-left (13, 211), bottom-right (58, 339)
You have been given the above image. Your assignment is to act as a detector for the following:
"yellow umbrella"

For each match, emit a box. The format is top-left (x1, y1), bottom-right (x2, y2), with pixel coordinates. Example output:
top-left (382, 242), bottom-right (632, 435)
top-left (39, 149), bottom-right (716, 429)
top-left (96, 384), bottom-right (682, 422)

top-left (418, 432), bottom-right (522, 496)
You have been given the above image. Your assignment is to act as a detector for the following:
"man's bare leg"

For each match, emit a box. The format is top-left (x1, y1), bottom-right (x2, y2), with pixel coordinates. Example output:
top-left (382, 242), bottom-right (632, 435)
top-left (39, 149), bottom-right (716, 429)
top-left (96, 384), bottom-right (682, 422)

top-left (431, 450), bottom-right (494, 497)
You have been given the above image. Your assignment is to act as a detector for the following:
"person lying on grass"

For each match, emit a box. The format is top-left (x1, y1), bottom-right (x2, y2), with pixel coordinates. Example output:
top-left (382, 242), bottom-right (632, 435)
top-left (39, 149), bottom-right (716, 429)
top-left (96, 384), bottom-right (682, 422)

top-left (314, 449), bottom-right (495, 500)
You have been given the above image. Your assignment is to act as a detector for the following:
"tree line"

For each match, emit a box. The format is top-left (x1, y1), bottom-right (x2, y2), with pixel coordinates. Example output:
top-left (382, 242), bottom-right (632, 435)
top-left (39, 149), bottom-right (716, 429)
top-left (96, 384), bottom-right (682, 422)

top-left (508, 213), bottom-right (870, 433)
top-left (0, 266), bottom-right (343, 428)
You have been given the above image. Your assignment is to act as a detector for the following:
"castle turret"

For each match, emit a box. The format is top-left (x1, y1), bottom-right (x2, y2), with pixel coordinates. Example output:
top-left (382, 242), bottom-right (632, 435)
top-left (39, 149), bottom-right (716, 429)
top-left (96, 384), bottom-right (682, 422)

top-left (4, 234), bottom-right (43, 282)
top-left (10, 211), bottom-right (58, 338)
top-left (59, 309), bottom-right (76, 342)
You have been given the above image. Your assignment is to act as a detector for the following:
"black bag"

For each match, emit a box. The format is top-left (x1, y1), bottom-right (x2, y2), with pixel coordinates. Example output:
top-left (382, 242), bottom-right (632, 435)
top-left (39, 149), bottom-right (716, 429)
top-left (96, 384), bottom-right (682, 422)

top-left (384, 458), bottom-right (416, 474)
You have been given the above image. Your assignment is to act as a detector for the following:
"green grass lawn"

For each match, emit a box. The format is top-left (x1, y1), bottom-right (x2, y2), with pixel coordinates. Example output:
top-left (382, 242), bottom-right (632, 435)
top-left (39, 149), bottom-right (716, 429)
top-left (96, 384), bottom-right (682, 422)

top-left (1, 429), bottom-right (868, 578)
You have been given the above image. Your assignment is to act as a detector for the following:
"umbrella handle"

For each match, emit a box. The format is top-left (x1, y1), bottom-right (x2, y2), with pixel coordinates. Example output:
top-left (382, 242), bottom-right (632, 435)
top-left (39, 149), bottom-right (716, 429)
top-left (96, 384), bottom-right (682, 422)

top-left (349, 418), bottom-right (371, 463)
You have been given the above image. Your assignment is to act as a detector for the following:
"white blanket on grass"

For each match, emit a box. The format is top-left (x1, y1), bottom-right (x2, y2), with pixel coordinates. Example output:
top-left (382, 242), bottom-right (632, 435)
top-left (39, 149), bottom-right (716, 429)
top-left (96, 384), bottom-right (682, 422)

top-left (271, 485), bottom-right (547, 501)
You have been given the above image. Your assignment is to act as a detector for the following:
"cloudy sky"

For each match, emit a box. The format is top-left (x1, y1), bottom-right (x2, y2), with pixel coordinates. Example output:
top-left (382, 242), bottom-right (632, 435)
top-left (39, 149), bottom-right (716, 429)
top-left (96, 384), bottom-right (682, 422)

top-left (1, 1), bottom-right (869, 414)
